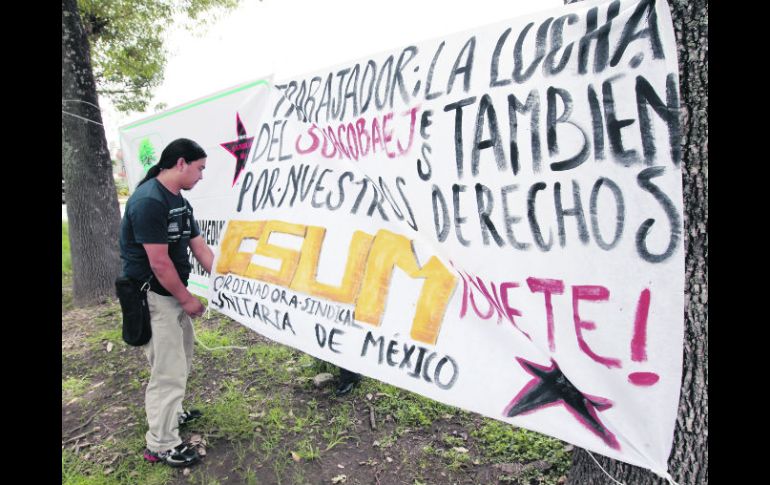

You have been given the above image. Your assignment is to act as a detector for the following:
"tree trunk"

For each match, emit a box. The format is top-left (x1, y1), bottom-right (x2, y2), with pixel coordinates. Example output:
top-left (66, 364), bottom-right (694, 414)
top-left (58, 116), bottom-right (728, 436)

top-left (567, 0), bottom-right (708, 483)
top-left (62, 0), bottom-right (122, 306)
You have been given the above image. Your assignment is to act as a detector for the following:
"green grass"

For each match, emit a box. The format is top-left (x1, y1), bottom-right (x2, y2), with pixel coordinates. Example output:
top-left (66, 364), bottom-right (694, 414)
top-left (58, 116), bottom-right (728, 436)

top-left (246, 343), bottom-right (296, 366)
top-left (193, 380), bottom-right (255, 441)
top-left (292, 437), bottom-right (320, 460)
top-left (289, 399), bottom-right (321, 433)
top-left (62, 376), bottom-right (91, 399)
top-left (195, 328), bottom-right (240, 359)
top-left (321, 401), bottom-right (356, 451)
top-left (441, 433), bottom-right (466, 448)
top-left (62, 222), bottom-right (74, 310)
top-left (435, 447), bottom-right (473, 471)
top-left (87, 328), bottom-right (124, 347)
top-left (187, 472), bottom-right (224, 485)
top-left (243, 342), bottom-right (300, 382)
top-left (94, 306), bottom-right (121, 325)
top-left (62, 449), bottom-right (115, 485)
top-left (63, 222), bottom-right (72, 276)
top-left (296, 353), bottom-right (331, 378)
top-left (240, 466), bottom-right (259, 485)
top-left (253, 398), bottom-right (295, 457)
top-left (422, 438), bottom-right (475, 471)
top-left (473, 420), bottom-right (572, 484)
top-left (62, 432), bottom-right (173, 485)
top-left (361, 381), bottom-right (459, 431)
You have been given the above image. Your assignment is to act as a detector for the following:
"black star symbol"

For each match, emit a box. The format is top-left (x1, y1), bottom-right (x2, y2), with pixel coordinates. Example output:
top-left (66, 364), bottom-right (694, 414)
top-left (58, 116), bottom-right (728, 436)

top-left (504, 357), bottom-right (620, 450)
top-left (220, 113), bottom-right (255, 186)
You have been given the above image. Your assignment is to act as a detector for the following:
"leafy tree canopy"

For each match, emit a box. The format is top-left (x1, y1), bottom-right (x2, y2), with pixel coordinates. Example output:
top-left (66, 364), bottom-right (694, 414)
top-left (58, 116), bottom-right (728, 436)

top-left (78, 0), bottom-right (238, 112)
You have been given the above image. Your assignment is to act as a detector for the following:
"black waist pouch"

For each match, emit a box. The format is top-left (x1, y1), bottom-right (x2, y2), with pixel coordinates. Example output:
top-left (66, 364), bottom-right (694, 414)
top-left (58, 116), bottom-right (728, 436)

top-left (115, 276), bottom-right (152, 346)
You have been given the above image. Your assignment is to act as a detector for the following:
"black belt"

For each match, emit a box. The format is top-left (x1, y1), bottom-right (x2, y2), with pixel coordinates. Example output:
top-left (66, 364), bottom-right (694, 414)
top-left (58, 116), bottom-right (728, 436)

top-left (149, 284), bottom-right (172, 296)
top-left (148, 277), bottom-right (187, 296)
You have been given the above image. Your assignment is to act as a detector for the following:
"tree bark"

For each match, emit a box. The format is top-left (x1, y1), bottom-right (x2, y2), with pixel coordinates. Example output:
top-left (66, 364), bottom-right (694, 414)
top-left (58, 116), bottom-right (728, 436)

top-left (567, 0), bottom-right (708, 483)
top-left (62, 0), bottom-right (122, 305)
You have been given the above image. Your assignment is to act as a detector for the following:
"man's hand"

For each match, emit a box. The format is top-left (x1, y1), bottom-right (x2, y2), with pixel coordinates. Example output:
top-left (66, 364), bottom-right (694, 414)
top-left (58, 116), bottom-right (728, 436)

top-left (144, 243), bottom-right (206, 317)
top-left (181, 296), bottom-right (205, 318)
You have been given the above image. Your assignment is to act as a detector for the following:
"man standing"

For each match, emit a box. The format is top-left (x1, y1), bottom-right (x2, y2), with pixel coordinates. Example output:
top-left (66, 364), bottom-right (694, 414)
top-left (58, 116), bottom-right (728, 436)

top-left (119, 138), bottom-right (214, 467)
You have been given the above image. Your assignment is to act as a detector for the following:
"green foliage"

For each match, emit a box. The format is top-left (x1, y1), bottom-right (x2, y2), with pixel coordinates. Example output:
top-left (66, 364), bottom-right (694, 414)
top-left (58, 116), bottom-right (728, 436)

top-left (77, 0), bottom-right (239, 112)
top-left (138, 138), bottom-right (156, 171)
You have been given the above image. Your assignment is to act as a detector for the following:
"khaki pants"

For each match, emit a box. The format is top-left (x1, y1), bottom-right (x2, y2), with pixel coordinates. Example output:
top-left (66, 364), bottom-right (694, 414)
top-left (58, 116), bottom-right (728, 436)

top-left (142, 291), bottom-right (195, 452)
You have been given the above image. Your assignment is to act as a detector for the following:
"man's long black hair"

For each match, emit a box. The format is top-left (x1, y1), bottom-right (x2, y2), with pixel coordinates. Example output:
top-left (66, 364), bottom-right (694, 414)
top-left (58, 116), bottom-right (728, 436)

top-left (137, 138), bottom-right (207, 187)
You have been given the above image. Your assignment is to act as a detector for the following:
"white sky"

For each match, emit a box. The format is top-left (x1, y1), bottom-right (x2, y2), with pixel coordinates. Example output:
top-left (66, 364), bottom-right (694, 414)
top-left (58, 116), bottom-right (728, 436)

top-left (103, 0), bottom-right (562, 152)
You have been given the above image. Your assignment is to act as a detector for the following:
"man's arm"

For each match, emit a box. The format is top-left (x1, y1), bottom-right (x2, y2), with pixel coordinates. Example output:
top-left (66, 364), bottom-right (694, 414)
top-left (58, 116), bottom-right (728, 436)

top-left (144, 243), bottom-right (205, 317)
top-left (189, 235), bottom-right (214, 274)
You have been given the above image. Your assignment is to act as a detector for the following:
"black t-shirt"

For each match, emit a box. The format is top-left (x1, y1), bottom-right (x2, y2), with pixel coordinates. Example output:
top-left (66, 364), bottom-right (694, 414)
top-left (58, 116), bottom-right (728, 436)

top-left (119, 178), bottom-right (200, 293)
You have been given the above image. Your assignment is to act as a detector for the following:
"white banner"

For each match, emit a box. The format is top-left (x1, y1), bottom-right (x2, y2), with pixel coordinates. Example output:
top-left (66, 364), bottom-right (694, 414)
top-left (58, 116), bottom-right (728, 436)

top-left (120, 0), bottom-right (684, 477)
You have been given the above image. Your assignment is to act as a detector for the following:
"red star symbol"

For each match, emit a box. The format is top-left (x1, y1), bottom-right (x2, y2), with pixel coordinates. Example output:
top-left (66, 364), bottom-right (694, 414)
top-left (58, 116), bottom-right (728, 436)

top-left (220, 113), bottom-right (255, 186)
